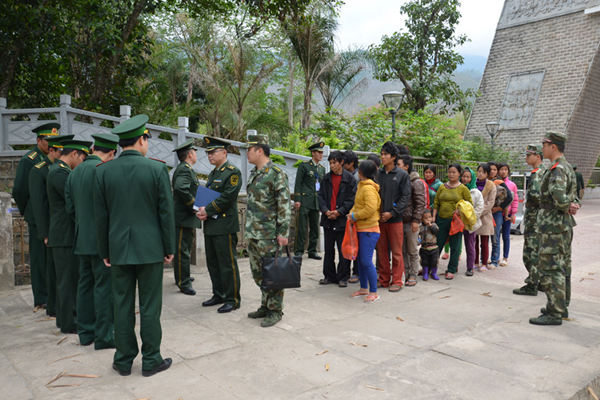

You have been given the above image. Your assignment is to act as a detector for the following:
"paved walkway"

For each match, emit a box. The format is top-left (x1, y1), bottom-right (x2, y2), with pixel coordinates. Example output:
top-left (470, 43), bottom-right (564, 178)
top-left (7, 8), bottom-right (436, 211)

top-left (1, 200), bottom-right (600, 400)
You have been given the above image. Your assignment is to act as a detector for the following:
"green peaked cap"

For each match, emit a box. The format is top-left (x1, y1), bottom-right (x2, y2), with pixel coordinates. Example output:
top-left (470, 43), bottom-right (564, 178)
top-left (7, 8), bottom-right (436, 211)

top-left (172, 138), bottom-right (196, 153)
top-left (61, 139), bottom-right (93, 154)
top-left (202, 136), bottom-right (229, 151)
top-left (46, 134), bottom-right (74, 148)
top-left (92, 133), bottom-right (119, 150)
top-left (308, 141), bottom-right (325, 151)
top-left (111, 114), bottom-right (150, 139)
top-left (32, 122), bottom-right (61, 137)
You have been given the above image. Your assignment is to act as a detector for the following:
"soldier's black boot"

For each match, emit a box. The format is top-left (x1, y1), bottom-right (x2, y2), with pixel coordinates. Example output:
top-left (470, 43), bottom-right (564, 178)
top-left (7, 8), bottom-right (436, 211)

top-left (529, 314), bottom-right (562, 326)
top-left (247, 306), bottom-right (269, 319)
top-left (513, 285), bottom-right (538, 296)
top-left (540, 307), bottom-right (568, 319)
top-left (261, 311), bottom-right (283, 327)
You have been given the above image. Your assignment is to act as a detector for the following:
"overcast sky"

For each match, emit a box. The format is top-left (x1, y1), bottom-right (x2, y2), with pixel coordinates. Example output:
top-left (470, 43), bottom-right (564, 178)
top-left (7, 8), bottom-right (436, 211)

top-left (337, 0), bottom-right (506, 57)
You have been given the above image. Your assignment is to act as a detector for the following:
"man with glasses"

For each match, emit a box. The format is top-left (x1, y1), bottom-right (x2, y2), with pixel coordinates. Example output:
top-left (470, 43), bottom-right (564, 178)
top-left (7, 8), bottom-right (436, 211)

top-left (196, 137), bottom-right (242, 313)
top-left (171, 138), bottom-right (201, 295)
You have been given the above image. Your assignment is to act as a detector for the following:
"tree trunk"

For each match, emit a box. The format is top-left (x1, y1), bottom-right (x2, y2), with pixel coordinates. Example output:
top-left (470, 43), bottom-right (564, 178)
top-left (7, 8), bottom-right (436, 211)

top-left (302, 81), bottom-right (313, 130)
top-left (288, 56), bottom-right (295, 126)
top-left (187, 62), bottom-right (195, 105)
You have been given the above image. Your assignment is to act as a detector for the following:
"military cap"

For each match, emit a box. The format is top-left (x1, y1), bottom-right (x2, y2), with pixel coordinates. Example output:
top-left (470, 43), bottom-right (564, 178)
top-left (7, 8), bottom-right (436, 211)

top-left (111, 114), bottom-right (150, 139)
top-left (202, 136), bottom-right (229, 151)
top-left (241, 134), bottom-right (269, 148)
top-left (572, 164), bottom-right (578, 169)
top-left (46, 134), bottom-right (74, 149)
top-left (32, 122), bottom-right (61, 137)
top-left (308, 141), bottom-right (325, 152)
top-left (60, 139), bottom-right (93, 154)
top-left (91, 133), bottom-right (120, 150)
top-left (173, 138), bottom-right (196, 153)
top-left (524, 144), bottom-right (542, 156)
top-left (542, 131), bottom-right (567, 147)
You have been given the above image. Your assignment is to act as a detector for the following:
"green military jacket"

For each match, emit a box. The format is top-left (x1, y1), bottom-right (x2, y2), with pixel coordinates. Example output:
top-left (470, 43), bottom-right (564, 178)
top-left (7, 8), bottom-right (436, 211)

top-left (95, 150), bottom-right (175, 265)
top-left (65, 154), bottom-right (103, 255)
top-left (47, 159), bottom-right (75, 247)
top-left (246, 161), bottom-right (291, 240)
top-left (294, 159), bottom-right (325, 210)
top-left (172, 161), bottom-right (201, 229)
top-left (536, 156), bottom-right (578, 234)
top-left (28, 158), bottom-right (54, 240)
top-left (13, 146), bottom-right (46, 224)
top-left (204, 160), bottom-right (241, 236)
top-left (523, 164), bottom-right (546, 229)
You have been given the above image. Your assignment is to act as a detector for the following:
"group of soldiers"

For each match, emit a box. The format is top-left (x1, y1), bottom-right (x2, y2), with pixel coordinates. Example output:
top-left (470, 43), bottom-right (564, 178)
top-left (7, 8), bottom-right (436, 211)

top-left (12, 115), bottom-right (292, 377)
top-left (514, 132), bottom-right (580, 326)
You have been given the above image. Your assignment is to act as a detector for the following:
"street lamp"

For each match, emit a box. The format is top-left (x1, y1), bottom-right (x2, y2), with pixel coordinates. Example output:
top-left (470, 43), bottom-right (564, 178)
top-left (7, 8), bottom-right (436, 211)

top-left (383, 91), bottom-right (405, 140)
top-left (486, 122), bottom-right (501, 153)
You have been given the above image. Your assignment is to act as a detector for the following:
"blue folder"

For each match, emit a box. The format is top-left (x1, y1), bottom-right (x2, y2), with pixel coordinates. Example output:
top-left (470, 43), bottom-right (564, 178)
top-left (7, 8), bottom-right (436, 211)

top-left (194, 185), bottom-right (221, 208)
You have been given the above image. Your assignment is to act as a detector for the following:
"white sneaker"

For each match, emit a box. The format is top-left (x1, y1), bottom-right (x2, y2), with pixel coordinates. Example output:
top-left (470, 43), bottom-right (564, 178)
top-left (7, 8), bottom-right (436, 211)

top-left (499, 259), bottom-right (508, 267)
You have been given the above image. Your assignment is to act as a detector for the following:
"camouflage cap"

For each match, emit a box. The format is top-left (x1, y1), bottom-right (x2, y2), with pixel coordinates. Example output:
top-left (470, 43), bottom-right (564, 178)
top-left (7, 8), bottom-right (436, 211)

top-left (241, 134), bottom-right (269, 148)
top-left (202, 136), bottom-right (229, 151)
top-left (308, 141), bottom-right (325, 152)
top-left (542, 131), bottom-right (567, 147)
top-left (524, 144), bottom-right (542, 156)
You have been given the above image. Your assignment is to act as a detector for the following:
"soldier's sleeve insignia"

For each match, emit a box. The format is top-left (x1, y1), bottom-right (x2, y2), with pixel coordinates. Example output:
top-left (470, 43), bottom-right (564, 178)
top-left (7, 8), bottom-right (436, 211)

top-left (34, 161), bottom-right (46, 169)
top-left (230, 175), bottom-right (239, 186)
top-left (551, 162), bottom-right (559, 170)
top-left (28, 151), bottom-right (38, 160)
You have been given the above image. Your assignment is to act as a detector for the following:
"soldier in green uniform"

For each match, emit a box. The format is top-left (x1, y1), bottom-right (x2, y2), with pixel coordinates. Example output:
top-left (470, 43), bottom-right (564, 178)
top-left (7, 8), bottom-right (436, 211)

top-left (196, 137), bottom-right (242, 313)
top-left (530, 132), bottom-right (580, 326)
top-left (294, 141), bottom-right (326, 260)
top-left (65, 134), bottom-right (118, 348)
top-left (47, 139), bottom-right (92, 333)
top-left (171, 138), bottom-right (201, 296)
top-left (95, 114), bottom-right (175, 377)
top-left (243, 134), bottom-right (292, 327)
top-left (573, 165), bottom-right (585, 200)
top-left (29, 134), bottom-right (74, 321)
top-left (13, 122), bottom-right (59, 310)
top-left (514, 145), bottom-right (545, 297)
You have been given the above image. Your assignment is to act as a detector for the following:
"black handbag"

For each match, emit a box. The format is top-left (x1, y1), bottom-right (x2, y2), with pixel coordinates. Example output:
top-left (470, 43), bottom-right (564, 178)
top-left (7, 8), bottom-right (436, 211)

top-left (261, 244), bottom-right (302, 291)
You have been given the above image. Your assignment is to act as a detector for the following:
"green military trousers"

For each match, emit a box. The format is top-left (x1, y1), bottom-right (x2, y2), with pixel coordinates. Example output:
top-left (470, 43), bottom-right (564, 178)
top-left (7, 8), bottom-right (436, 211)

top-left (205, 233), bottom-right (241, 307)
top-left (77, 255), bottom-right (114, 349)
top-left (173, 227), bottom-right (193, 290)
top-left (522, 223), bottom-right (540, 288)
top-left (45, 246), bottom-right (58, 323)
top-left (294, 207), bottom-right (320, 256)
top-left (111, 262), bottom-right (164, 371)
top-left (538, 230), bottom-right (573, 318)
top-left (53, 246), bottom-right (79, 333)
top-left (29, 224), bottom-right (47, 306)
top-left (248, 239), bottom-right (284, 311)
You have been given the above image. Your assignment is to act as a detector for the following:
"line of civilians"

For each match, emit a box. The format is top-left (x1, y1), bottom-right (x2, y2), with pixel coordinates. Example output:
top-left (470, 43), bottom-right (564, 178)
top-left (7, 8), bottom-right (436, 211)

top-left (317, 141), bottom-right (519, 303)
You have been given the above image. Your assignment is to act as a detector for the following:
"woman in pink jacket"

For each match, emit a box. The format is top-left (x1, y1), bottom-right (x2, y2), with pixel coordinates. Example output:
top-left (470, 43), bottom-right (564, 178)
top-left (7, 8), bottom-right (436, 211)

top-left (498, 163), bottom-right (519, 266)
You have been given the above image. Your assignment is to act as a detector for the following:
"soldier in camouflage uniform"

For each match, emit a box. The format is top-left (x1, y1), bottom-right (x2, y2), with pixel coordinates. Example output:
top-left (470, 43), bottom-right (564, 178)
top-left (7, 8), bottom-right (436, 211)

top-left (530, 132), bottom-right (580, 326)
top-left (513, 145), bottom-right (545, 296)
top-left (243, 134), bottom-right (292, 328)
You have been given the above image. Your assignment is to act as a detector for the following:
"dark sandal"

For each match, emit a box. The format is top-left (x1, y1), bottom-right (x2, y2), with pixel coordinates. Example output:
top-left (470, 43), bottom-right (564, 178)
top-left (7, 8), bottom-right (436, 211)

top-left (319, 279), bottom-right (331, 285)
top-left (389, 285), bottom-right (402, 292)
top-left (445, 272), bottom-right (454, 280)
top-left (405, 277), bottom-right (417, 287)
top-left (339, 281), bottom-right (348, 288)
top-left (348, 275), bottom-right (359, 284)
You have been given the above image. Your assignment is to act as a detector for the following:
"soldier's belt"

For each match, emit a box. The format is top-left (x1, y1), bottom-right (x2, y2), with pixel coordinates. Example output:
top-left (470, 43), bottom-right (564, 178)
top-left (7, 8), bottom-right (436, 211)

top-left (539, 202), bottom-right (553, 210)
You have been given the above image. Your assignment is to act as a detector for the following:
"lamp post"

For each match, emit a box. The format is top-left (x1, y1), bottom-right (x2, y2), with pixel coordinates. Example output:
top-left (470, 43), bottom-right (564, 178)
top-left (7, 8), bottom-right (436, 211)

top-left (486, 122), bottom-right (501, 153)
top-left (383, 91), bottom-right (405, 140)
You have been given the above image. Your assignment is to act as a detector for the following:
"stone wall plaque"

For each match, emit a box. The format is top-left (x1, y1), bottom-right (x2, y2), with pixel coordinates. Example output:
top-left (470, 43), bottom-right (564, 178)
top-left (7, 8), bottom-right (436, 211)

top-left (498, 0), bottom-right (600, 30)
top-left (498, 70), bottom-right (545, 130)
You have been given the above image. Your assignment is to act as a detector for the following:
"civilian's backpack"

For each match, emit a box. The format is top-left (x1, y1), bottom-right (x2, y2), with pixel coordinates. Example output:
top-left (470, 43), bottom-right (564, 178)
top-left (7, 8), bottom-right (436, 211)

top-left (419, 178), bottom-right (430, 209)
top-left (493, 181), bottom-right (513, 209)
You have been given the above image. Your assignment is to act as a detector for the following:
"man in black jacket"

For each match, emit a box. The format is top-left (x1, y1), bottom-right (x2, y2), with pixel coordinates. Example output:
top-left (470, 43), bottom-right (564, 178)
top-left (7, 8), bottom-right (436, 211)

top-left (318, 151), bottom-right (357, 287)
top-left (376, 142), bottom-right (411, 291)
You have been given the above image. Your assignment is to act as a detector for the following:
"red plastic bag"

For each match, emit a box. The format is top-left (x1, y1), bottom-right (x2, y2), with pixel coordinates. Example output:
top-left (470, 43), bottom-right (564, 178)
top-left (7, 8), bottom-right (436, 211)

top-left (449, 213), bottom-right (465, 235)
top-left (342, 219), bottom-right (359, 260)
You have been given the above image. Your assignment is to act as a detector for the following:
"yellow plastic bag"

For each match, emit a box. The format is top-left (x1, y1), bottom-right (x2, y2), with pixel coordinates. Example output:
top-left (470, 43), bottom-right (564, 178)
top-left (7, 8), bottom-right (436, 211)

top-left (457, 200), bottom-right (477, 231)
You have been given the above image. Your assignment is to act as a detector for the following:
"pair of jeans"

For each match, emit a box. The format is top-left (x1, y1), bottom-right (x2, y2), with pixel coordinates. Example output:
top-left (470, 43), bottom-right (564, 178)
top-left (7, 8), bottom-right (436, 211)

top-left (357, 232), bottom-right (380, 293)
top-left (490, 211), bottom-right (503, 266)
top-left (463, 230), bottom-right (477, 271)
top-left (501, 216), bottom-right (512, 259)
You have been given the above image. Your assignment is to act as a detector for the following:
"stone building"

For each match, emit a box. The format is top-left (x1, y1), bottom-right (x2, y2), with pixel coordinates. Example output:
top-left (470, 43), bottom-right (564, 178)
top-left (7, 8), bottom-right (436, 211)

top-left (465, 0), bottom-right (600, 183)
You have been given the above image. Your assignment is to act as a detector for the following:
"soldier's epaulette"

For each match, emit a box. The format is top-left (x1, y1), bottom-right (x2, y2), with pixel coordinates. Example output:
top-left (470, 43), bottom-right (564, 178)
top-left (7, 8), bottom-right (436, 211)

top-left (185, 164), bottom-right (193, 169)
top-left (551, 162), bottom-right (559, 170)
top-left (150, 158), bottom-right (166, 163)
top-left (227, 165), bottom-right (235, 170)
top-left (34, 161), bottom-right (46, 169)
top-left (59, 163), bottom-right (70, 169)
top-left (28, 151), bottom-right (38, 160)
top-left (272, 166), bottom-right (282, 173)
top-left (96, 160), bottom-right (113, 167)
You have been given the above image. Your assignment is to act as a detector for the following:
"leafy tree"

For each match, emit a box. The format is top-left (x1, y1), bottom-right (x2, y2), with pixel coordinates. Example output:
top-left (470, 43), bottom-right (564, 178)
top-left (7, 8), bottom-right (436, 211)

top-left (369, 0), bottom-right (475, 113)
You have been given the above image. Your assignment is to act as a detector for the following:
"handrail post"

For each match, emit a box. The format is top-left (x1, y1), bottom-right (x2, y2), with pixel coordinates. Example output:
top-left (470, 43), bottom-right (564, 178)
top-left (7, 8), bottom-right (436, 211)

top-left (177, 117), bottom-right (189, 167)
top-left (119, 105), bottom-right (131, 123)
top-left (59, 94), bottom-right (71, 137)
top-left (0, 98), bottom-right (6, 153)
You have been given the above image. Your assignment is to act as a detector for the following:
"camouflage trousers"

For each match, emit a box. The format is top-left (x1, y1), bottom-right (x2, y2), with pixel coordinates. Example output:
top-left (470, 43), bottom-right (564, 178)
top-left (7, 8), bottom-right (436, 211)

top-left (248, 239), bottom-right (284, 311)
top-left (538, 229), bottom-right (573, 318)
top-left (522, 221), bottom-right (540, 286)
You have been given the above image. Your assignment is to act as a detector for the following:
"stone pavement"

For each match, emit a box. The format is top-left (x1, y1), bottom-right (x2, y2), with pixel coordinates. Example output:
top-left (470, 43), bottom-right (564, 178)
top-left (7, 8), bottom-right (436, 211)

top-left (1, 200), bottom-right (600, 400)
